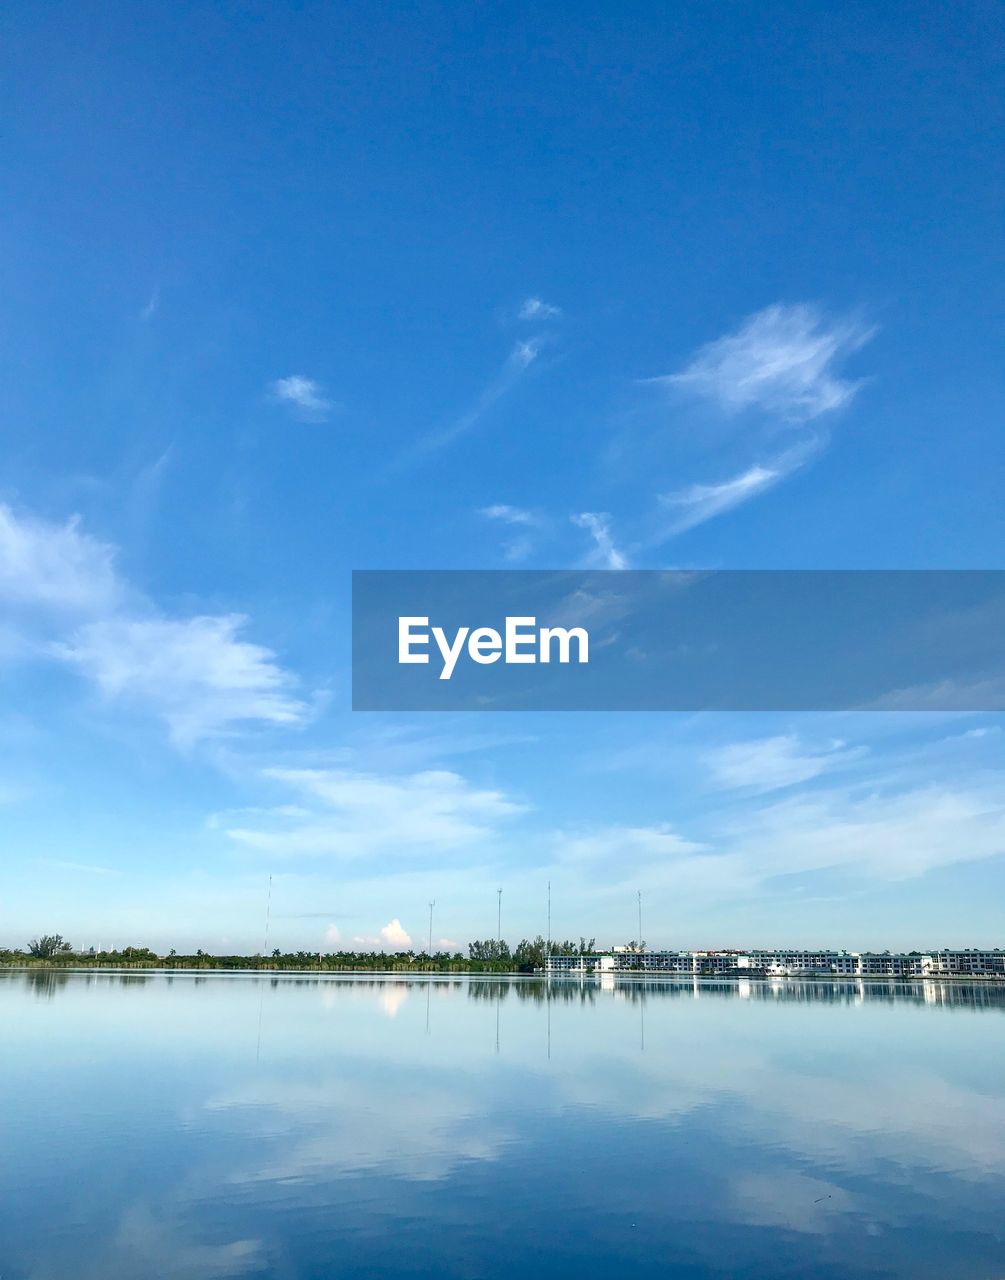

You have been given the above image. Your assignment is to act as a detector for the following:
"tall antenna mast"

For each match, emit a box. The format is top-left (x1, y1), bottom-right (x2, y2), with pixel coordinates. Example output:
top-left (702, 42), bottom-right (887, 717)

top-left (497, 886), bottom-right (502, 944)
top-left (428, 900), bottom-right (435, 956)
top-left (263, 875), bottom-right (273, 959)
top-left (547, 879), bottom-right (551, 959)
top-left (637, 889), bottom-right (643, 952)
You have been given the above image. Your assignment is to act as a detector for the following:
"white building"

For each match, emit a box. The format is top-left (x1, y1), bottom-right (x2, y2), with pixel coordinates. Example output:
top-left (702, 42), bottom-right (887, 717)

top-left (544, 947), bottom-right (1005, 979)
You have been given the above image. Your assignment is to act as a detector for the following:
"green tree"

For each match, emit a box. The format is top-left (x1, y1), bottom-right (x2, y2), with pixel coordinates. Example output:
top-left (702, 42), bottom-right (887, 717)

top-left (27, 934), bottom-right (73, 959)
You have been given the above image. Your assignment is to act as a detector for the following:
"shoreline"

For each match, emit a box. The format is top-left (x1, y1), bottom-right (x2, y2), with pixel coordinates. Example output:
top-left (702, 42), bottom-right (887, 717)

top-left (2, 964), bottom-right (1004, 983)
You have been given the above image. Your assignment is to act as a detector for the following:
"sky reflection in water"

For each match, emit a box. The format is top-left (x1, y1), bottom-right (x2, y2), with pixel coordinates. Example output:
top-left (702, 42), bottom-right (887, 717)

top-left (2, 971), bottom-right (1004, 1279)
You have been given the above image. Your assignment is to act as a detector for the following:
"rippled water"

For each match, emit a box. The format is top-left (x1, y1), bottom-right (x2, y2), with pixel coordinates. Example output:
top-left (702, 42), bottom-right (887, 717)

top-left (2, 970), bottom-right (1004, 1279)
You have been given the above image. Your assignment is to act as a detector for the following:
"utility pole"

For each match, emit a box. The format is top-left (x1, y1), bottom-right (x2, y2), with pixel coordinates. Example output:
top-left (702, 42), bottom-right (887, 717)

top-left (637, 889), bottom-right (644, 976)
top-left (263, 875), bottom-right (273, 961)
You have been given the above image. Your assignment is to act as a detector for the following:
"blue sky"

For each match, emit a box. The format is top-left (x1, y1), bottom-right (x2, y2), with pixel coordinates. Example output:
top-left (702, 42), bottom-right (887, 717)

top-left (1, 0), bottom-right (1003, 953)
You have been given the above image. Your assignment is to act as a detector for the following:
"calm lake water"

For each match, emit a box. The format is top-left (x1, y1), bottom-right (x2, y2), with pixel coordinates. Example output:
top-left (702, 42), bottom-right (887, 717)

top-left (2, 971), bottom-right (1004, 1279)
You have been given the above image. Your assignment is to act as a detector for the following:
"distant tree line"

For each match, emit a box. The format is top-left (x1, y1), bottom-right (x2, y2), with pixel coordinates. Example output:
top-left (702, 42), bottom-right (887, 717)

top-left (0, 933), bottom-right (595, 973)
top-left (467, 936), bottom-right (596, 970)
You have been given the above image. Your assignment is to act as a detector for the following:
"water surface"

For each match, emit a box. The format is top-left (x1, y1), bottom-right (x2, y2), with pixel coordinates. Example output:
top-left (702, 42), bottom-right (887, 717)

top-left (2, 971), bottom-right (1004, 1279)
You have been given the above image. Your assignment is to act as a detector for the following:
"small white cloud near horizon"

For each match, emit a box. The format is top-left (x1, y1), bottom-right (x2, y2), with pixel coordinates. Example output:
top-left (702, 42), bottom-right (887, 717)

top-left (380, 918), bottom-right (412, 949)
top-left (573, 511), bottom-right (629, 569)
top-left (657, 302), bottom-right (873, 422)
top-left (324, 923), bottom-right (341, 946)
top-left (350, 918), bottom-right (414, 952)
top-left (518, 296), bottom-right (562, 321)
top-left (270, 375), bottom-right (334, 421)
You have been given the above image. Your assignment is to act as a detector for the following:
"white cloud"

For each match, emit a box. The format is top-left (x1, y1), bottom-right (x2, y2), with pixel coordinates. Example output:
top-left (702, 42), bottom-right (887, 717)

top-left (869, 674), bottom-right (1005, 712)
top-left (348, 920), bottom-right (414, 953)
top-left (379, 918), bottom-right (412, 949)
top-left (726, 784), bottom-right (1005, 881)
top-left (226, 767), bottom-right (526, 858)
top-left (478, 504), bottom-right (537, 527)
top-left (705, 735), bottom-right (864, 793)
top-left (554, 822), bottom-right (750, 903)
top-left (323, 923), bottom-right (341, 946)
top-left (649, 434), bottom-right (825, 538)
top-left (54, 615), bottom-right (308, 748)
top-left (411, 341), bottom-right (544, 456)
top-left (139, 286), bottom-right (159, 322)
top-left (659, 462), bottom-right (785, 533)
top-left (512, 338), bottom-right (542, 368)
top-left (0, 502), bottom-right (121, 613)
top-left (572, 511), bottom-right (628, 569)
top-left (0, 501), bottom-right (308, 750)
top-left (270, 375), bottom-right (333, 421)
top-left (659, 303), bottom-right (873, 422)
top-left (556, 823), bottom-right (708, 865)
top-left (479, 504), bottom-right (541, 562)
top-left (549, 774), bottom-right (1005, 909)
top-left (518, 296), bottom-right (562, 321)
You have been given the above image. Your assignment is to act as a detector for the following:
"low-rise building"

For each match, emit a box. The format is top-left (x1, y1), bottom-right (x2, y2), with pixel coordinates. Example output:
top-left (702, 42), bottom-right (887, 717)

top-left (544, 947), bottom-right (1005, 979)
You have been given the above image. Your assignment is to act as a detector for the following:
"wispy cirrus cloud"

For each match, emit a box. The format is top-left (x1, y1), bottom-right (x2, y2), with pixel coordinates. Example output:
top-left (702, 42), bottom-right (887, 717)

top-left (518, 296), bottom-right (562, 321)
top-left (724, 783), bottom-right (1005, 882)
top-left (660, 463), bottom-right (785, 533)
top-left (409, 339), bottom-right (544, 458)
top-left (588, 304), bottom-right (874, 552)
top-left (478, 503), bottom-right (542, 562)
top-left (655, 303), bottom-right (873, 422)
top-left (270, 375), bottom-right (334, 422)
top-left (653, 436), bottom-right (827, 536)
top-left (511, 302), bottom-right (873, 562)
top-left (572, 511), bottom-right (629, 569)
top-left (704, 734), bottom-right (865, 793)
top-left (556, 823), bottom-right (708, 865)
top-left (0, 502), bottom-right (121, 613)
top-left (552, 777), bottom-right (1005, 906)
top-left (139, 286), bottom-right (159, 322)
top-left (479, 503), bottom-right (537, 526)
top-left (54, 615), bottom-right (308, 749)
top-left (0, 500), bottom-right (310, 748)
top-left (225, 766), bottom-right (527, 859)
